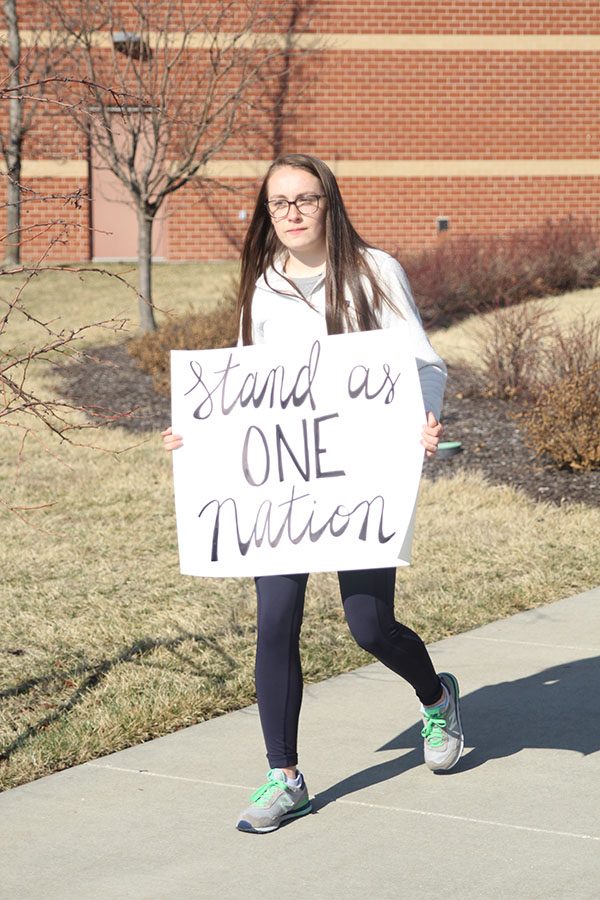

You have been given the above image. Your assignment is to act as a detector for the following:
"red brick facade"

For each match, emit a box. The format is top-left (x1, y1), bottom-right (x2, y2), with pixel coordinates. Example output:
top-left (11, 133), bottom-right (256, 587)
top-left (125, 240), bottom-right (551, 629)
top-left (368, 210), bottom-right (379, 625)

top-left (302, 1), bottom-right (600, 33)
top-left (3, 1), bottom-right (600, 261)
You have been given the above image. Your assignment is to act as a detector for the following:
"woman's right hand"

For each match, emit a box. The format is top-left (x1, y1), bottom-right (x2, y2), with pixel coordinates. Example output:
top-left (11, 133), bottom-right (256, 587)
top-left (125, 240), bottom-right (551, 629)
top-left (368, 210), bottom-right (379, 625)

top-left (161, 426), bottom-right (183, 451)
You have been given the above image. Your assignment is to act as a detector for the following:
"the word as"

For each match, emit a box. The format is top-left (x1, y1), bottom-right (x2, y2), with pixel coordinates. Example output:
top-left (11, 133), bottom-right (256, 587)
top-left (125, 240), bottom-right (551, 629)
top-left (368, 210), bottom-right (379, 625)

top-left (347, 362), bottom-right (401, 404)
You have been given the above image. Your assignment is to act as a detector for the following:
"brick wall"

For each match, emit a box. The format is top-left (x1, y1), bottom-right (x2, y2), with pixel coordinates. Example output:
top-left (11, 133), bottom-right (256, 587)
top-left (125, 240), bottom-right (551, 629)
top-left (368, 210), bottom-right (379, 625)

top-left (2, 1), bottom-right (599, 262)
top-left (14, 179), bottom-right (90, 262)
top-left (302, 1), bottom-right (600, 33)
top-left (284, 52), bottom-right (599, 159)
top-left (341, 177), bottom-right (600, 253)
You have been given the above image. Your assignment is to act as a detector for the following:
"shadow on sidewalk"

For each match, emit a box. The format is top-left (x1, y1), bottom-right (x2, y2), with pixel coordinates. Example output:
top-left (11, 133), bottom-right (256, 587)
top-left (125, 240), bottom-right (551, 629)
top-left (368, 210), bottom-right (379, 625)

top-left (312, 656), bottom-right (600, 811)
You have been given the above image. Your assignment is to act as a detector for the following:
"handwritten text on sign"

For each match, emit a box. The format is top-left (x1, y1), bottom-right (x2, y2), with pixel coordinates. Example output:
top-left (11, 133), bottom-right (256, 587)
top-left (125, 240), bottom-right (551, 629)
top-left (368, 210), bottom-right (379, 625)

top-left (171, 328), bottom-right (425, 577)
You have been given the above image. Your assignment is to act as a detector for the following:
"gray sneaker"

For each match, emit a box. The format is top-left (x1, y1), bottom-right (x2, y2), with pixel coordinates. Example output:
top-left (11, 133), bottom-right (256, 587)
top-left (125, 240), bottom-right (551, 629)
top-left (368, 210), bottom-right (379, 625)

top-left (236, 769), bottom-right (312, 833)
top-left (421, 672), bottom-right (464, 772)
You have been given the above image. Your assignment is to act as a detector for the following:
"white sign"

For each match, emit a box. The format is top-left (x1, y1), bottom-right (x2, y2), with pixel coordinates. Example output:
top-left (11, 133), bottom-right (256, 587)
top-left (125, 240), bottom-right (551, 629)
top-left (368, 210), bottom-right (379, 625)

top-left (171, 328), bottom-right (425, 577)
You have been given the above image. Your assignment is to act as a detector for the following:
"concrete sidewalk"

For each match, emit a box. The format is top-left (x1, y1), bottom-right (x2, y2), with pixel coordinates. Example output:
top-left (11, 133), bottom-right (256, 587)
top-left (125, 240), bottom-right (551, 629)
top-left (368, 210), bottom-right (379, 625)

top-left (1, 587), bottom-right (599, 900)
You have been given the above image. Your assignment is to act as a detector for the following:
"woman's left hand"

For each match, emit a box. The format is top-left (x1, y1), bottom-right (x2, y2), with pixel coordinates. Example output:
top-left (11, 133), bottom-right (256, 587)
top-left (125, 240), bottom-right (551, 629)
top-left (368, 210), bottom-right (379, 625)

top-left (421, 411), bottom-right (444, 457)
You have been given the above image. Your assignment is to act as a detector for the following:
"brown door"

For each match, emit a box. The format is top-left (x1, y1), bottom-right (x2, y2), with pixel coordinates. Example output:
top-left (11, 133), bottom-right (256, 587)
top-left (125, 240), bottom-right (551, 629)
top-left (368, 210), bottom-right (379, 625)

top-left (90, 114), bottom-right (167, 260)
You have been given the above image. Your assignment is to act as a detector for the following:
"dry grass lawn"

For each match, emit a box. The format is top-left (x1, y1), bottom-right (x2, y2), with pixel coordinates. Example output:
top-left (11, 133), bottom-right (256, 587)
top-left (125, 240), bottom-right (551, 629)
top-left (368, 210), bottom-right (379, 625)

top-left (2, 264), bottom-right (599, 792)
top-left (429, 285), bottom-right (600, 367)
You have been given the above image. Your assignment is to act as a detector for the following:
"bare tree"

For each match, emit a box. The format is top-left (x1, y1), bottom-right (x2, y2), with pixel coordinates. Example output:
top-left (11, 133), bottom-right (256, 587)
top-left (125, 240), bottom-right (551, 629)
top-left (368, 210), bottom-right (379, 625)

top-left (1, 0), bottom-right (21, 266)
top-left (48, 0), bottom-right (314, 332)
top-left (1, 265), bottom-right (129, 438)
top-left (0, 62), bottom-right (146, 515)
top-left (1, 0), bottom-right (72, 266)
top-left (0, 249), bottom-right (138, 515)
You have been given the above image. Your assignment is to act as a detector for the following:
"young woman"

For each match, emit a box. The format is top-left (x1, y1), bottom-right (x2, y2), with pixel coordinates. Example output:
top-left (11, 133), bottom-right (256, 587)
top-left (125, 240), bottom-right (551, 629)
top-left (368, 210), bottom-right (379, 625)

top-left (162, 153), bottom-right (464, 834)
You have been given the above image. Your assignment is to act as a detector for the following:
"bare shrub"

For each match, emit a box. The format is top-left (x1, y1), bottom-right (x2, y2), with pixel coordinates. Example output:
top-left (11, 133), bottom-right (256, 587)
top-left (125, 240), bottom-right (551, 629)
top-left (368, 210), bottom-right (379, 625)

top-left (530, 216), bottom-right (600, 294)
top-left (518, 316), bottom-right (600, 471)
top-left (128, 293), bottom-right (238, 396)
top-left (538, 314), bottom-right (600, 384)
top-left (473, 303), bottom-right (553, 400)
top-left (472, 306), bottom-right (600, 469)
top-left (520, 368), bottom-right (600, 470)
top-left (403, 216), bottom-right (600, 328)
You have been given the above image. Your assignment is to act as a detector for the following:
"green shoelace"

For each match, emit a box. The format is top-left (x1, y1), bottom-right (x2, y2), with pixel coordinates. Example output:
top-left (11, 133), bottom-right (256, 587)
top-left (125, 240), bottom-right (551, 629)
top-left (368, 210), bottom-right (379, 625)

top-left (249, 770), bottom-right (288, 807)
top-left (421, 710), bottom-right (447, 748)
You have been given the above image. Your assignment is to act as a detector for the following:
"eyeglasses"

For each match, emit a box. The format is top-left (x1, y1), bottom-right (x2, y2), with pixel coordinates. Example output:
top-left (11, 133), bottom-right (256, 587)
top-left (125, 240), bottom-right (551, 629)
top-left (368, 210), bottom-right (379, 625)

top-left (265, 193), bottom-right (325, 220)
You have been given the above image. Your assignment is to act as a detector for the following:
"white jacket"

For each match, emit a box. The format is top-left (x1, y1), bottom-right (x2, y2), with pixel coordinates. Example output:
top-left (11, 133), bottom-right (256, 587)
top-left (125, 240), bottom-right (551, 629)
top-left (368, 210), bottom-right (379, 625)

top-left (246, 247), bottom-right (447, 420)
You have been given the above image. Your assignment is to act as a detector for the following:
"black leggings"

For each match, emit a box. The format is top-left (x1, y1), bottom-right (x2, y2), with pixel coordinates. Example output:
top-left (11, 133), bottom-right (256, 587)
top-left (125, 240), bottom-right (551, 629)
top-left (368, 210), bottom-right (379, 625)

top-left (254, 568), bottom-right (442, 768)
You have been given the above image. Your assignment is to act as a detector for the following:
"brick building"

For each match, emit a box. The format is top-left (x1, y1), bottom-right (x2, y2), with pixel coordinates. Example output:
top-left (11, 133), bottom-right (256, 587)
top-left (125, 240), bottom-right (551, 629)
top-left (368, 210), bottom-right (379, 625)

top-left (3, 1), bottom-right (600, 262)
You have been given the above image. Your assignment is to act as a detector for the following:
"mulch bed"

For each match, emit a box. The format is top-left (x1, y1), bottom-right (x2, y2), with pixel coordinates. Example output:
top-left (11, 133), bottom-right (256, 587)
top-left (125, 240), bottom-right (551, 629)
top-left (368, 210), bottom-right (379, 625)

top-left (424, 365), bottom-right (599, 508)
top-left (61, 342), bottom-right (171, 434)
top-left (60, 344), bottom-right (600, 509)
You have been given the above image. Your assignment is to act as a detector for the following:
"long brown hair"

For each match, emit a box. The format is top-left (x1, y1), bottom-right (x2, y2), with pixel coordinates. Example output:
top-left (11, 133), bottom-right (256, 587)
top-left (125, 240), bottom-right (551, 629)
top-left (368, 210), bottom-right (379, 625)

top-left (237, 153), bottom-right (395, 345)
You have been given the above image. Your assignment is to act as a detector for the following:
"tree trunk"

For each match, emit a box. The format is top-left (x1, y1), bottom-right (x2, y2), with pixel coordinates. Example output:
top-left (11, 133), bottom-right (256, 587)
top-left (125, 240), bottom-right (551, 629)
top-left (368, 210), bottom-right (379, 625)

top-left (137, 207), bottom-right (156, 332)
top-left (4, 0), bottom-right (22, 266)
top-left (5, 155), bottom-right (21, 266)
